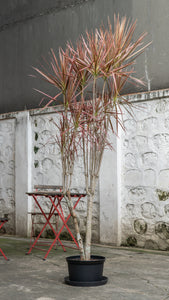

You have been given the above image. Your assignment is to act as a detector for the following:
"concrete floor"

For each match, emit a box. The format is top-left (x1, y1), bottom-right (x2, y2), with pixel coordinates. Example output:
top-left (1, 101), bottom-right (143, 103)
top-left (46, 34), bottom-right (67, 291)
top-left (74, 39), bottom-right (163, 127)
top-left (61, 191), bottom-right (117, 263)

top-left (0, 236), bottom-right (169, 300)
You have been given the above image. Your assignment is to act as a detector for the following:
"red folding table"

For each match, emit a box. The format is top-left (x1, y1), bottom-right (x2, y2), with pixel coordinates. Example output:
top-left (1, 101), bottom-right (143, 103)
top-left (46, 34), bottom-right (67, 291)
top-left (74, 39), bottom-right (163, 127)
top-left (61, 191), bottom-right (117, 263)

top-left (0, 218), bottom-right (9, 261)
top-left (26, 187), bottom-right (86, 260)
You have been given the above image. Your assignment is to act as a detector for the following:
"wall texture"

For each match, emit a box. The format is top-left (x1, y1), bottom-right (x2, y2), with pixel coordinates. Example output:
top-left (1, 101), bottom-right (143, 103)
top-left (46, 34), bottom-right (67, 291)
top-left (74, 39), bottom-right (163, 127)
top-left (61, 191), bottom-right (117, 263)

top-left (121, 89), bottom-right (169, 250)
top-left (1, 107), bottom-right (115, 242)
top-left (1, 88), bottom-right (169, 250)
top-left (0, 118), bottom-right (15, 233)
top-left (31, 111), bottom-right (100, 241)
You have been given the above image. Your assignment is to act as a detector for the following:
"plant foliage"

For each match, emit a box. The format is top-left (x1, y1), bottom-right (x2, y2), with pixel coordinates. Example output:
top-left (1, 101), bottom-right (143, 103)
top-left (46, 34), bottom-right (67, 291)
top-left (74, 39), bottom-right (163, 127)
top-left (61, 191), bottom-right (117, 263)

top-left (33, 15), bottom-right (150, 260)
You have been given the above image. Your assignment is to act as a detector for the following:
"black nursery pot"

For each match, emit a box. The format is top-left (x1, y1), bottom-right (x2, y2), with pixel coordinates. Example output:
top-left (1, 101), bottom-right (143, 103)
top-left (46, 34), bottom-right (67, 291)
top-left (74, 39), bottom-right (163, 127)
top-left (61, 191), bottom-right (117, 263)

top-left (64, 255), bottom-right (108, 286)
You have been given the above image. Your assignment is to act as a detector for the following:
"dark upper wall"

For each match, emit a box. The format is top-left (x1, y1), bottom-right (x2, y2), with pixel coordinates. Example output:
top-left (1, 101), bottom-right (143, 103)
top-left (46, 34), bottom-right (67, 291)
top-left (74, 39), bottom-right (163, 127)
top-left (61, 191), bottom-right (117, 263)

top-left (0, 0), bottom-right (93, 29)
top-left (0, 0), bottom-right (168, 113)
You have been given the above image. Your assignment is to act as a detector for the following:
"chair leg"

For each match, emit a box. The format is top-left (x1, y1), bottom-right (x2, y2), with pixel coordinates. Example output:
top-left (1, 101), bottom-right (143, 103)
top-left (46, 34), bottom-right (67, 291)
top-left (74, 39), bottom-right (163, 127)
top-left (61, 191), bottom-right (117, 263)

top-left (0, 248), bottom-right (9, 261)
top-left (0, 219), bottom-right (9, 261)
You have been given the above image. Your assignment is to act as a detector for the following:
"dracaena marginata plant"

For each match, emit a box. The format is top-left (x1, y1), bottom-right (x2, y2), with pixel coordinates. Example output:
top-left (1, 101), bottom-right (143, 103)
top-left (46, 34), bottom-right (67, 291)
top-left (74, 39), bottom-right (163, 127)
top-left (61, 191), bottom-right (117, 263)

top-left (33, 15), bottom-right (150, 260)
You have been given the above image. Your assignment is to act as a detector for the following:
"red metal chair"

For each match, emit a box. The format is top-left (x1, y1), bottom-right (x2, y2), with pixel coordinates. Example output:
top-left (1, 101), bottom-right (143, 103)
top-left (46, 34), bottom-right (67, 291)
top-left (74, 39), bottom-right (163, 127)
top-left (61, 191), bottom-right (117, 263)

top-left (28, 212), bottom-right (59, 252)
top-left (27, 185), bottom-right (86, 260)
top-left (28, 185), bottom-right (61, 253)
top-left (0, 217), bottom-right (9, 261)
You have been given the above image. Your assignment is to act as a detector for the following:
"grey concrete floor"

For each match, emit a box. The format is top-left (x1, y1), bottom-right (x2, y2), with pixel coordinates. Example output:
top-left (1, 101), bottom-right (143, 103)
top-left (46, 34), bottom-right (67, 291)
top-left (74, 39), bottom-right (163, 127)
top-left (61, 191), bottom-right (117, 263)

top-left (0, 236), bottom-right (169, 300)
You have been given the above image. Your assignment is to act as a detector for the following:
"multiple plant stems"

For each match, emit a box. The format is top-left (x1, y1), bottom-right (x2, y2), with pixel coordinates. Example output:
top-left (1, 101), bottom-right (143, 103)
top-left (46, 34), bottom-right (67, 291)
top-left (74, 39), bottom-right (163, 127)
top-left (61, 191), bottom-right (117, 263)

top-left (34, 15), bottom-right (150, 260)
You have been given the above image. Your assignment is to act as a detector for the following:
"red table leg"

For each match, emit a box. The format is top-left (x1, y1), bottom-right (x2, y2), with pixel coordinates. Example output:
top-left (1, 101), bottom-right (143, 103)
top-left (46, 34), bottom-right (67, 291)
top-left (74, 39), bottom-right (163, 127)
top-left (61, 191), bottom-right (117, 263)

top-left (27, 195), bottom-right (66, 255)
top-left (0, 219), bottom-right (9, 261)
top-left (26, 191), bottom-right (86, 260)
top-left (43, 195), bottom-right (83, 260)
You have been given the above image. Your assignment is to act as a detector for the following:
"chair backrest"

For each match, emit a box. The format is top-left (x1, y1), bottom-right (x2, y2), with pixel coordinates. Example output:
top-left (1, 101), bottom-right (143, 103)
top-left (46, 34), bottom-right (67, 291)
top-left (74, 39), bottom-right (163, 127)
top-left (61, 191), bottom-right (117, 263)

top-left (0, 217), bottom-right (8, 222)
top-left (33, 185), bottom-right (86, 195)
top-left (34, 185), bottom-right (63, 191)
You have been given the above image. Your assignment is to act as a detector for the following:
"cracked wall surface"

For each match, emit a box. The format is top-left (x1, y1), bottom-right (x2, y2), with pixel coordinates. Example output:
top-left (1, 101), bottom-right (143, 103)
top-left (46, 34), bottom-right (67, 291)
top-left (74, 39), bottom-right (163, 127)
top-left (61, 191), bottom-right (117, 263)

top-left (0, 118), bottom-right (15, 234)
top-left (31, 112), bottom-right (99, 242)
top-left (121, 92), bottom-right (169, 250)
top-left (1, 89), bottom-right (169, 248)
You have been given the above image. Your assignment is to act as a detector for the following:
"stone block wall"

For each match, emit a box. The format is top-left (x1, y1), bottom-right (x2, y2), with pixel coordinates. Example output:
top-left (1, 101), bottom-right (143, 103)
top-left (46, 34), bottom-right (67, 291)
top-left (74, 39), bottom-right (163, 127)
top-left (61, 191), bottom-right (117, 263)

top-left (0, 106), bottom-right (117, 243)
top-left (2, 89), bottom-right (169, 249)
top-left (30, 111), bottom-right (99, 242)
top-left (0, 118), bottom-right (15, 234)
top-left (121, 89), bottom-right (169, 250)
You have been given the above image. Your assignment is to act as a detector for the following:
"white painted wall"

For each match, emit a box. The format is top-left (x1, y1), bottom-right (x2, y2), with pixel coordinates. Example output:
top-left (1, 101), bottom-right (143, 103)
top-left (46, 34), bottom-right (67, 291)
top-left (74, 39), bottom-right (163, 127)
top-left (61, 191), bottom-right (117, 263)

top-left (1, 89), bottom-right (169, 249)
top-left (121, 89), bottom-right (169, 250)
top-left (0, 118), bottom-right (15, 234)
top-left (30, 110), bottom-right (99, 241)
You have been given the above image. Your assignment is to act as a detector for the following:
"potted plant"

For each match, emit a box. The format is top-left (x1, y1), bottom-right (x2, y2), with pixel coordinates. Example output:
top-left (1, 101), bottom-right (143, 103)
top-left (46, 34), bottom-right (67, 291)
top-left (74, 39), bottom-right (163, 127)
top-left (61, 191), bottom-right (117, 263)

top-left (33, 15), bottom-right (150, 286)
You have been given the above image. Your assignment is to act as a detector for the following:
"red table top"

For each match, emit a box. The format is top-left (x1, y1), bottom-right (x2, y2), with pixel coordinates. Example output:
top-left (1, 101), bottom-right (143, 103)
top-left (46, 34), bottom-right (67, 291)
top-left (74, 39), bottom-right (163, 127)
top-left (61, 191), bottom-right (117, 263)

top-left (26, 191), bottom-right (86, 197)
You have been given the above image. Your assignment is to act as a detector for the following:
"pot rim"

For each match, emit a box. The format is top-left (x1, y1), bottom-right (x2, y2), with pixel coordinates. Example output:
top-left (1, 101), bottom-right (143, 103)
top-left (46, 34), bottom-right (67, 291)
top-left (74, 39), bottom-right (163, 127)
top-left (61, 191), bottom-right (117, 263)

top-left (66, 255), bottom-right (106, 264)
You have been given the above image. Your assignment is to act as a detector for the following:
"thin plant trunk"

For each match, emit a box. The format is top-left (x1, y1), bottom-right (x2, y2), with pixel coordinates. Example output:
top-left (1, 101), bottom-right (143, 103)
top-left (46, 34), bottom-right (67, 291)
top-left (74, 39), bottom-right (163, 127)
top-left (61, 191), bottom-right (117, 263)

top-left (61, 153), bottom-right (85, 259)
top-left (61, 103), bottom-right (85, 260)
top-left (66, 191), bottom-right (85, 260)
top-left (84, 76), bottom-right (97, 260)
top-left (85, 189), bottom-right (95, 260)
